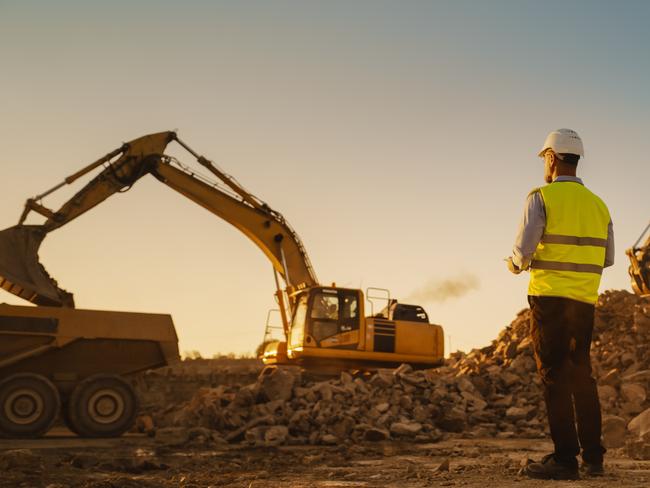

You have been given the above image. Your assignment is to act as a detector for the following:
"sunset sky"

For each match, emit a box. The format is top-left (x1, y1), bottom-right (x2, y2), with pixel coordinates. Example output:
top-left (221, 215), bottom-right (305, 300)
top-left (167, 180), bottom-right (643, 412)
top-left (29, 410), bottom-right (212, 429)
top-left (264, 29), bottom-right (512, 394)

top-left (1, 1), bottom-right (648, 357)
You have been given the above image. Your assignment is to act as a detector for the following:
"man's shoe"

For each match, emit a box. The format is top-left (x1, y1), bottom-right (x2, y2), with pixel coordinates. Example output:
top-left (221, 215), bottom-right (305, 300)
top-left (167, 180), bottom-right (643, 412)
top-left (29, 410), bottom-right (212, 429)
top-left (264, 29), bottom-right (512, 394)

top-left (523, 454), bottom-right (579, 481)
top-left (581, 462), bottom-right (604, 477)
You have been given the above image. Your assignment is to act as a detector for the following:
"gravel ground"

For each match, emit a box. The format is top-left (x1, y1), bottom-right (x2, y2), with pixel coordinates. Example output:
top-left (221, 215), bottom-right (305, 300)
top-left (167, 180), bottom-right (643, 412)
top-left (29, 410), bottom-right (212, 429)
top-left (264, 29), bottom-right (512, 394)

top-left (2, 430), bottom-right (650, 488)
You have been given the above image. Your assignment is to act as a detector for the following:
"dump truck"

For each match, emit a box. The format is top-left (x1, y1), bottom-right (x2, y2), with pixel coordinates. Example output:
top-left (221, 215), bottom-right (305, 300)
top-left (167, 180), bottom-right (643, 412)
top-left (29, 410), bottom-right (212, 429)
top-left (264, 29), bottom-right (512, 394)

top-left (0, 303), bottom-right (177, 438)
top-left (0, 132), bottom-right (444, 438)
top-left (628, 221), bottom-right (650, 296)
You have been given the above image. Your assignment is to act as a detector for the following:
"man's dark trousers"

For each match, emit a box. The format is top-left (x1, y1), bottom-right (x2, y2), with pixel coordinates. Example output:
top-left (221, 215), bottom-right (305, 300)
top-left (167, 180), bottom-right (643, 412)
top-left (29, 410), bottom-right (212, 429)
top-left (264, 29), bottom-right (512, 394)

top-left (528, 295), bottom-right (606, 466)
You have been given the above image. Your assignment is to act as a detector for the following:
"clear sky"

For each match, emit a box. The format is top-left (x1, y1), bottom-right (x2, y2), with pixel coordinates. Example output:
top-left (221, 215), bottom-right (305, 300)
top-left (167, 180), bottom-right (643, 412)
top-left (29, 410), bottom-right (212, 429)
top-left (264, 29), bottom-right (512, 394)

top-left (1, 1), bottom-right (648, 357)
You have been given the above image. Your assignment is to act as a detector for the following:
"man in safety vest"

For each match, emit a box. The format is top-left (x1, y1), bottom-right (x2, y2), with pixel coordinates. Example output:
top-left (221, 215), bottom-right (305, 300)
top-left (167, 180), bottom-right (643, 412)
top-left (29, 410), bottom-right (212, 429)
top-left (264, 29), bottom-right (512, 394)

top-left (507, 128), bottom-right (614, 480)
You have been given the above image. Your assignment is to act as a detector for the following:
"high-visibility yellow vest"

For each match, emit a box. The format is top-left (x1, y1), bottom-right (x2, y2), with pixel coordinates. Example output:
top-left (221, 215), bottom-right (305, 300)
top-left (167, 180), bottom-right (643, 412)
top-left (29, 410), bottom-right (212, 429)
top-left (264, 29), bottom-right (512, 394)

top-left (528, 181), bottom-right (610, 304)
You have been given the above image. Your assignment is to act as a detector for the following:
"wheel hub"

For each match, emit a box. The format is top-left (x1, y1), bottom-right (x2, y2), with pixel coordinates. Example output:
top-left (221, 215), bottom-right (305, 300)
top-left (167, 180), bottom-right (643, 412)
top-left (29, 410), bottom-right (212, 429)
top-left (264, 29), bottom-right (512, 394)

top-left (87, 389), bottom-right (125, 424)
top-left (4, 389), bottom-right (44, 425)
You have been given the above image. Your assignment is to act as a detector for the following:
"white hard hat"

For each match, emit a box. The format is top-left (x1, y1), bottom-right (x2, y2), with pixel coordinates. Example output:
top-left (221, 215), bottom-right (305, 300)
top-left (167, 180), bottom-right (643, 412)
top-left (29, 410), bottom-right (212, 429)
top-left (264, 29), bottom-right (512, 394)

top-left (538, 128), bottom-right (584, 157)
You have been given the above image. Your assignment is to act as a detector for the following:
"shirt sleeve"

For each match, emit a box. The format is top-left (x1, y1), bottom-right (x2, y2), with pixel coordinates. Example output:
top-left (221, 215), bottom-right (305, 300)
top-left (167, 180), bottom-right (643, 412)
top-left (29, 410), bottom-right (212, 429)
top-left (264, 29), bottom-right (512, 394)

top-left (512, 191), bottom-right (546, 269)
top-left (604, 220), bottom-right (615, 268)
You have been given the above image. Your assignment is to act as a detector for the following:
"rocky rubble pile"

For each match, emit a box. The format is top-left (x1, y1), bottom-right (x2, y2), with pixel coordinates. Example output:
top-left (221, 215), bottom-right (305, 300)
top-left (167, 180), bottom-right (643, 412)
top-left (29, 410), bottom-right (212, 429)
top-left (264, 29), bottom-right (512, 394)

top-left (151, 365), bottom-right (451, 447)
top-left (144, 290), bottom-right (650, 454)
top-left (446, 290), bottom-right (650, 453)
top-left (591, 290), bottom-right (650, 457)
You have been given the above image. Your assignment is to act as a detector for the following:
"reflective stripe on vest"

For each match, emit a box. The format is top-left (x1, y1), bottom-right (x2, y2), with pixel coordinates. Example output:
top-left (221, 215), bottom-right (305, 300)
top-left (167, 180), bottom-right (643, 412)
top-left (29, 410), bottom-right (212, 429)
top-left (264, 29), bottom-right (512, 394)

top-left (540, 234), bottom-right (608, 247)
top-left (530, 260), bottom-right (603, 275)
top-left (528, 181), bottom-right (610, 304)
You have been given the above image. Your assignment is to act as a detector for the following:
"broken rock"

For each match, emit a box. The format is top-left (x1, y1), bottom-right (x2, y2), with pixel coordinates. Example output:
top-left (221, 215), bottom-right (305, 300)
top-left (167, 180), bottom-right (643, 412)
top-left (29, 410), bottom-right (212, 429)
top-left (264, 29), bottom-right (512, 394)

top-left (389, 421), bottom-right (422, 437)
top-left (621, 383), bottom-right (647, 405)
top-left (321, 433), bottom-right (338, 445)
top-left (264, 425), bottom-right (289, 446)
top-left (505, 406), bottom-right (531, 421)
top-left (363, 427), bottom-right (390, 442)
top-left (597, 385), bottom-right (618, 403)
top-left (602, 415), bottom-right (627, 448)
top-left (628, 408), bottom-right (650, 439)
top-left (258, 366), bottom-right (298, 402)
top-left (436, 406), bottom-right (467, 432)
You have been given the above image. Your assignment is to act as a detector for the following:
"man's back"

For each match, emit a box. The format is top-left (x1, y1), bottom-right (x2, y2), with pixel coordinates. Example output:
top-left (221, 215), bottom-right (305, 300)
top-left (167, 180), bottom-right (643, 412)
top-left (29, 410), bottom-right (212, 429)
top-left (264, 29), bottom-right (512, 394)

top-left (539, 181), bottom-right (609, 240)
top-left (528, 179), bottom-right (611, 304)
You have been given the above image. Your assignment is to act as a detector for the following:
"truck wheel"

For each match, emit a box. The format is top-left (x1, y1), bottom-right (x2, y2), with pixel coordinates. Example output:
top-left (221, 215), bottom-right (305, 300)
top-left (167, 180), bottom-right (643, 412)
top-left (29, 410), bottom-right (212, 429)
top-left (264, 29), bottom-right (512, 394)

top-left (67, 374), bottom-right (138, 438)
top-left (0, 373), bottom-right (61, 438)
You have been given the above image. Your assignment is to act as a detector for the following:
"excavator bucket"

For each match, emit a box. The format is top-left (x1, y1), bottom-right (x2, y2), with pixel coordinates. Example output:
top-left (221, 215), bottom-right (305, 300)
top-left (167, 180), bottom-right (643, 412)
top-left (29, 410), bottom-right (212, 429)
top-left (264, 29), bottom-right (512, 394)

top-left (0, 225), bottom-right (74, 307)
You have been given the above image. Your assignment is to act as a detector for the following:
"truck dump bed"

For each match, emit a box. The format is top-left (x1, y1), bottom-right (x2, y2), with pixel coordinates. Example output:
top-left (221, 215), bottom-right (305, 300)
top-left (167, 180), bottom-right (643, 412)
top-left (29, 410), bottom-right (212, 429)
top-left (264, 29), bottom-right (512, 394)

top-left (0, 303), bottom-right (179, 383)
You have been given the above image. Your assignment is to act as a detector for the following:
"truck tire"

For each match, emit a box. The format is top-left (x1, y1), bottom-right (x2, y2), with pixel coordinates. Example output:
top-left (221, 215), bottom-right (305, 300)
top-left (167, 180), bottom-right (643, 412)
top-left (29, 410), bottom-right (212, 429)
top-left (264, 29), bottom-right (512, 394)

top-left (0, 373), bottom-right (61, 438)
top-left (66, 374), bottom-right (138, 438)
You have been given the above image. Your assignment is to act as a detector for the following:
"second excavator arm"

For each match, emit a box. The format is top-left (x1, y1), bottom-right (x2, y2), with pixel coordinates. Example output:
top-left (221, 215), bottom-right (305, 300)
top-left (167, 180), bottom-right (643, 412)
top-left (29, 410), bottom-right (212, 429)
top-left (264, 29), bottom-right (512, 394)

top-left (1, 132), bottom-right (318, 328)
top-left (628, 221), bottom-right (650, 296)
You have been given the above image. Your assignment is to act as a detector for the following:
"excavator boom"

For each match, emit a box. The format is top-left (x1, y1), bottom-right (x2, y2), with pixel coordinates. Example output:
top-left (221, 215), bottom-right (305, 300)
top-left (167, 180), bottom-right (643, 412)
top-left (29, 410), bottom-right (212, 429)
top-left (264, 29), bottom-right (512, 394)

top-left (0, 132), bottom-right (318, 310)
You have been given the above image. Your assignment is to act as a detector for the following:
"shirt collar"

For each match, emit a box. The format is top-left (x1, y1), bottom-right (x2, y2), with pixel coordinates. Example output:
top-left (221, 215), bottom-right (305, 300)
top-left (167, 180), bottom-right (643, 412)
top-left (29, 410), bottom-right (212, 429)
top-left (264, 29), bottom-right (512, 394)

top-left (553, 175), bottom-right (583, 185)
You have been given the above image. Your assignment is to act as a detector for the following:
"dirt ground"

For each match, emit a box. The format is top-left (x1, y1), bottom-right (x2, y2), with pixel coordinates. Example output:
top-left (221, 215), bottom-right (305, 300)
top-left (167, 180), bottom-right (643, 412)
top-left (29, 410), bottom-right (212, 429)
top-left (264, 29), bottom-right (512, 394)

top-left (2, 429), bottom-right (649, 488)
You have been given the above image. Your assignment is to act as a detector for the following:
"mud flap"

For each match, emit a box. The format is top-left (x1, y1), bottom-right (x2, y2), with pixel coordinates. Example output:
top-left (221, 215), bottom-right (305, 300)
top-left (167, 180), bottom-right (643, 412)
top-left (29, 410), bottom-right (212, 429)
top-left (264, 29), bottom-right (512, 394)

top-left (0, 225), bottom-right (74, 307)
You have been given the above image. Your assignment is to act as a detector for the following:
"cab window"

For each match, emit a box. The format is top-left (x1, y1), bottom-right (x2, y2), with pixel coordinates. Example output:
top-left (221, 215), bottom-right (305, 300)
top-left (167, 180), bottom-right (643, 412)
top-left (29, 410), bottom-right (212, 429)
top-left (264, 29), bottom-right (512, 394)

top-left (289, 295), bottom-right (308, 346)
top-left (309, 290), bottom-right (359, 341)
top-left (311, 294), bottom-right (339, 320)
top-left (340, 293), bottom-right (359, 331)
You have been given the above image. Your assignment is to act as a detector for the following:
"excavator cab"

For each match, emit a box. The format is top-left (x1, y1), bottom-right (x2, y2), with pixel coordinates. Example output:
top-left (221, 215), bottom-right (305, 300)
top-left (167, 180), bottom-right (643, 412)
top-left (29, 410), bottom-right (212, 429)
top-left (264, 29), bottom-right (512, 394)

top-left (289, 287), bottom-right (362, 350)
top-left (263, 285), bottom-right (444, 371)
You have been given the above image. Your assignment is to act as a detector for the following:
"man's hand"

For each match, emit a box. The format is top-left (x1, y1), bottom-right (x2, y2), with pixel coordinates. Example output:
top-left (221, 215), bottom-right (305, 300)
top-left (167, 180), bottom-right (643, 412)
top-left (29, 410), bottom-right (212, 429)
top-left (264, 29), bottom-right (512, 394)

top-left (506, 257), bottom-right (522, 275)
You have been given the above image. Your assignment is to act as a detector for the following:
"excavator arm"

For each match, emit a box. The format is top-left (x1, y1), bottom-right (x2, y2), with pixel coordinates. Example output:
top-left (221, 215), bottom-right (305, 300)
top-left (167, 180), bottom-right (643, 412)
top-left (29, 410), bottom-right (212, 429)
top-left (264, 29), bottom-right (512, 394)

top-left (628, 222), bottom-right (650, 296)
top-left (0, 132), bottom-right (318, 320)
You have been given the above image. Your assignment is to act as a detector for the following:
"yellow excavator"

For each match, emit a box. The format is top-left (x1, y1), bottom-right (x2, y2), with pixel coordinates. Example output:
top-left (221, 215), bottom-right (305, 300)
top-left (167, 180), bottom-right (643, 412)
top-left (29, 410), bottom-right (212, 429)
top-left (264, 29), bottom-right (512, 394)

top-left (0, 132), bottom-right (443, 437)
top-left (628, 222), bottom-right (650, 296)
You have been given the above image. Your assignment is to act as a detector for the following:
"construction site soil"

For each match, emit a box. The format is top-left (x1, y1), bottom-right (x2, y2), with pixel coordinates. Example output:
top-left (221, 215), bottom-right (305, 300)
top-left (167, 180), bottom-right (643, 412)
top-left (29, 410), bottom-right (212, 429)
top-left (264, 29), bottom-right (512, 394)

top-left (3, 289), bottom-right (650, 487)
top-left (2, 431), bottom-right (650, 487)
